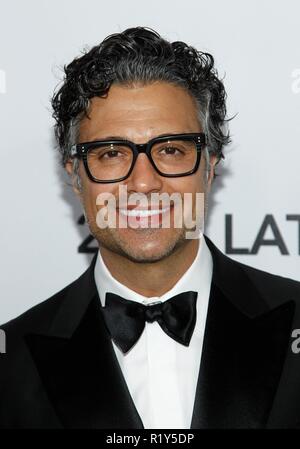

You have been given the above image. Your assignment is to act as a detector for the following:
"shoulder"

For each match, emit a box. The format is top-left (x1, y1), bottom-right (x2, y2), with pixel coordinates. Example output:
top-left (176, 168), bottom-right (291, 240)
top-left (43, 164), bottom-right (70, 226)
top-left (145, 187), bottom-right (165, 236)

top-left (205, 235), bottom-right (300, 309)
top-left (0, 281), bottom-right (74, 391)
top-left (236, 257), bottom-right (300, 293)
top-left (0, 251), bottom-right (98, 338)
top-left (231, 257), bottom-right (300, 308)
top-left (1, 281), bottom-right (73, 338)
top-left (0, 250), bottom-right (98, 354)
top-left (0, 267), bottom-right (88, 341)
top-left (0, 258), bottom-right (97, 398)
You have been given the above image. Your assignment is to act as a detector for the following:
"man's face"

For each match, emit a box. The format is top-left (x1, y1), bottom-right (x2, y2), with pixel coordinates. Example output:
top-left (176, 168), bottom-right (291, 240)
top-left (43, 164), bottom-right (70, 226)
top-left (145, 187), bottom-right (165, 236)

top-left (66, 81), bottom-right (216, 263)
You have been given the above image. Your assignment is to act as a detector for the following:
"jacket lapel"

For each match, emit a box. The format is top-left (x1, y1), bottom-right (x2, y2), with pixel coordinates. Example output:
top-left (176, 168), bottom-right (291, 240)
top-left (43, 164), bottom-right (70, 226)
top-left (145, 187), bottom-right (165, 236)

top-left (190, 236), bottom-right (295, 428)
top-left (25, 254), bottom-right (144, 429)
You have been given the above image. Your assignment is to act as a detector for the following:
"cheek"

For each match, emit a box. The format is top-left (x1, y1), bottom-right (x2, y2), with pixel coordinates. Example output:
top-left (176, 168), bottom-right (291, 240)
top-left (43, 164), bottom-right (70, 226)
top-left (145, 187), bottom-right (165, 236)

top-left (78, 164), bottom-right (116, 212)
top-left (169, 173), bottom-right (203, 195)
top-left (81, 182), bottom-right (116, 215)
top-left (169, 153), bottom-right (207, 194)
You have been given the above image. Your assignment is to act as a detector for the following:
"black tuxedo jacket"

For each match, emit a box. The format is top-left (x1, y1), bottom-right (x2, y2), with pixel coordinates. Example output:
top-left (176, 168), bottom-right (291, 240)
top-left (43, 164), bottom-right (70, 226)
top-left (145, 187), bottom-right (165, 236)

top-left (1, 236), bottom-right (300, 429)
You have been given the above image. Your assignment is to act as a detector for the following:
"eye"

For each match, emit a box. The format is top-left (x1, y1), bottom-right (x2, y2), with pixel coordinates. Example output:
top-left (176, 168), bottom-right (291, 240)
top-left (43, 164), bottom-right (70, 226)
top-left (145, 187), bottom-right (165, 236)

top-left (101, 150), bottom-right (122, 159)
top-left (158, 146), bottom-right (183, 155)
top-left (89, 145), bottom-right (131, 160)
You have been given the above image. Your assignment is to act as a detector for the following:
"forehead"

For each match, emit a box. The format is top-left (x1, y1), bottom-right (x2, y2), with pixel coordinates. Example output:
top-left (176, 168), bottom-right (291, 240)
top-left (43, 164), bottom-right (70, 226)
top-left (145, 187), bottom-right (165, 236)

top-left (79, 82), bottom-right (202, 141)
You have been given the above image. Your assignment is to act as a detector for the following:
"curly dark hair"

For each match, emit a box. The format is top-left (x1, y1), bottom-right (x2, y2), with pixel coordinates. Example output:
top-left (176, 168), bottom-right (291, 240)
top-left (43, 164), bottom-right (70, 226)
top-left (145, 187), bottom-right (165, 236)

top-left (52, 26), bottom-right (231, 179)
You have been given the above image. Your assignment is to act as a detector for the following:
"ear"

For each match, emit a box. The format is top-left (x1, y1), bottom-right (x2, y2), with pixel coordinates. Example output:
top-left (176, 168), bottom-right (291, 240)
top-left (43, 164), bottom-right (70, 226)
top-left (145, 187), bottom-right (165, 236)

top-left (65, 160), bottom-right (82, 199)
top-left (207, 154), bottom-right (218, 190)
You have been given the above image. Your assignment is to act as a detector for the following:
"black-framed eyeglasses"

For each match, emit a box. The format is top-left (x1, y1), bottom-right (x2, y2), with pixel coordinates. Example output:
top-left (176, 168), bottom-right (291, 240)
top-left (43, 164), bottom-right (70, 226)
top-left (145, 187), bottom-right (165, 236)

top-left (70, 132), bottom-right (206, 183)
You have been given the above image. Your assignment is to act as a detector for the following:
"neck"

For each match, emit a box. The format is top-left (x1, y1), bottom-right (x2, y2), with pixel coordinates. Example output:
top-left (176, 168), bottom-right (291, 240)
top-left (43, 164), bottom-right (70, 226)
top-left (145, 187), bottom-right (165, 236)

top-left (99, 238), bottom-right (200, 298)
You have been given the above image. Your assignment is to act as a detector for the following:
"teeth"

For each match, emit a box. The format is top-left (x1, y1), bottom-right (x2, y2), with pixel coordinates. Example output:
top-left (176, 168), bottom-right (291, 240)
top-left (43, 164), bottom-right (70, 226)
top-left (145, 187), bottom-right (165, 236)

top-left (119, 208), bottom-right (169, 217)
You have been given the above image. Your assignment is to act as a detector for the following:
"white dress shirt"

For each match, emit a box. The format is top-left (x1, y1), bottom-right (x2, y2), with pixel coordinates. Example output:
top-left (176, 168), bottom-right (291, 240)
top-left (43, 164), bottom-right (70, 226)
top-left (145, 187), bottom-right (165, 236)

top-left (94, 236), bottom-right (213, 429)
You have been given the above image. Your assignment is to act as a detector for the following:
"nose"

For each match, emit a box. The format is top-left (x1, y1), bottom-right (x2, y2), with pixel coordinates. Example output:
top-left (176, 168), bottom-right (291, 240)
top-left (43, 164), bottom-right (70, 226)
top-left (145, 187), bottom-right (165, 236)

top-left (125, 153), bottom-right (163, 195)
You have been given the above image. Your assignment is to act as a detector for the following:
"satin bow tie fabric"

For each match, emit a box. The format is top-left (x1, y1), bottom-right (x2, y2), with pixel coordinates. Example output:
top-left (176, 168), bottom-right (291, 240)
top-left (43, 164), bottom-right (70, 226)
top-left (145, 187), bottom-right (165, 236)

top-left (101, 291), bottom-right (198, 353)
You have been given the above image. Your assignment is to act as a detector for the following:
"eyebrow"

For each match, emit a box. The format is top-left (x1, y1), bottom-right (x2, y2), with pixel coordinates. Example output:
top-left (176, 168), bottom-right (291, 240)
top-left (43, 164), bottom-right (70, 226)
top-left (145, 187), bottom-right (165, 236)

top-left (92, 135), bottom-right (131, 141)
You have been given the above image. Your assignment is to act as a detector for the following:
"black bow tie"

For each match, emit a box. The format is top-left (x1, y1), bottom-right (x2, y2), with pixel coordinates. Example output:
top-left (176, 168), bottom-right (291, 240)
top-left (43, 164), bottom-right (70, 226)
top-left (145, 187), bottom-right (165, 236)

top-left (101, 291), bottom-right (198, 353)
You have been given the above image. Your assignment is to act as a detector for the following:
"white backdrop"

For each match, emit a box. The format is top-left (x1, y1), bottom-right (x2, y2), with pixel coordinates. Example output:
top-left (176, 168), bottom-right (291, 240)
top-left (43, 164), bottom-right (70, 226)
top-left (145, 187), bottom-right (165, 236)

top-left (1, 0), bottom-right (299, 324)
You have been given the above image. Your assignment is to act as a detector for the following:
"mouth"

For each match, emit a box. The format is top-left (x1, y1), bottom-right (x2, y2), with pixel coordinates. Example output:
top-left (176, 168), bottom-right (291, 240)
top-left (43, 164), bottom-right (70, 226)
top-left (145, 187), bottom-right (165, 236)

top-left (116, 205), bottom-right (174, 228)
top-left (118, 207), bottom-right (171, 218)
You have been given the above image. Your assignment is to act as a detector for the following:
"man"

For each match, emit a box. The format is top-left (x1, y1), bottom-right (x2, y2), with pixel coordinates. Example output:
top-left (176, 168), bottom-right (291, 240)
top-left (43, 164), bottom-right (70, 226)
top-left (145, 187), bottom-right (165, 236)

top-left (1, 26), bottom-right (300, 429)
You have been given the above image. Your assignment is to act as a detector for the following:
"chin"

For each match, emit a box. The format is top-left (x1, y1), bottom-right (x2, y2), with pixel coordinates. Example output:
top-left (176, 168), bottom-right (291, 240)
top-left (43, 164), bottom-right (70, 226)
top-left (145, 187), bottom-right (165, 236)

top-left (120, 248), bottom-right (172, 264)
top-left (117, 234), bottom-right (187, 264)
